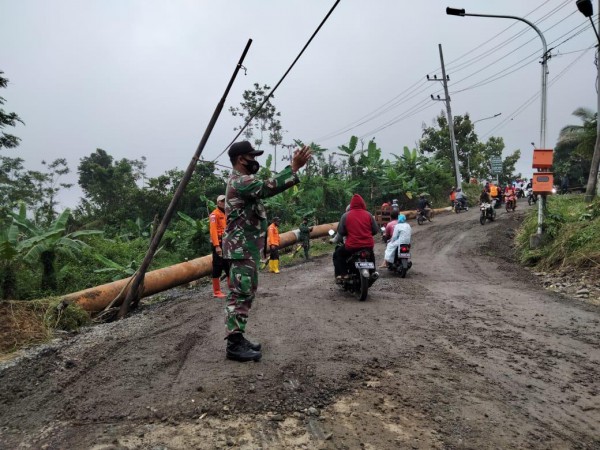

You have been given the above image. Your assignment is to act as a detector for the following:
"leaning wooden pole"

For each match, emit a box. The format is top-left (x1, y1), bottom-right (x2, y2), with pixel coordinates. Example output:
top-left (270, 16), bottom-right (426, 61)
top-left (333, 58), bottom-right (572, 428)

top-left (117, 39), bottom-right (253, 319)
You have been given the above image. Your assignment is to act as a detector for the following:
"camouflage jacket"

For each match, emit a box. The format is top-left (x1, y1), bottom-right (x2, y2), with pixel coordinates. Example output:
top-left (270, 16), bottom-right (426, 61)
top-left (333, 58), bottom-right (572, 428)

top-left (298, 222), bottom-right (311, 242)
top-left (222, 166), bottom-right (299, 261)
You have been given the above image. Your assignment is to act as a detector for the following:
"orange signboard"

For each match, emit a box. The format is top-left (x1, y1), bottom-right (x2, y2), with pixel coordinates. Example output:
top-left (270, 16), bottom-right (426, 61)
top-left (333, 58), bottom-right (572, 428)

top-left (533, 172), bottom-right (554, 194)
top-left (532, 149), bottom-right (553, 170)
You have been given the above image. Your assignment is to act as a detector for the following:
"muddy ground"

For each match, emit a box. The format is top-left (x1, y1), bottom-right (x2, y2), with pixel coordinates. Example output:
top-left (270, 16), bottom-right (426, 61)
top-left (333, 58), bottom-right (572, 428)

top-left (0, 201), bottom-right (599, 449)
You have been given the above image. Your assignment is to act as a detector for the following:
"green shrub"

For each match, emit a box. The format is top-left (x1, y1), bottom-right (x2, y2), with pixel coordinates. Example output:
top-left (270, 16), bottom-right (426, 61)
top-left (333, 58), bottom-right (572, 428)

top-left (43, 298), bottom-right (90, 331)
top-left (515, 194), bottom-right (600, 269)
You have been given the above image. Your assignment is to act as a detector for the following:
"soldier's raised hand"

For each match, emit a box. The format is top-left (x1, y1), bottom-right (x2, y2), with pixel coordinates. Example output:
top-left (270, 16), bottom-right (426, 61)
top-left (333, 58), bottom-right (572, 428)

top-left (292, 146), bottom-right (312, 173)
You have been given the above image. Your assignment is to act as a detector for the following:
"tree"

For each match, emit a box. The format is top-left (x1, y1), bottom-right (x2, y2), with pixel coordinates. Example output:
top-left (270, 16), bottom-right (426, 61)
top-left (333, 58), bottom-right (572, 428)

top-left (229, 83), bottom-right (284, 170)
top-left (0, 157), bottom-right (40, 219)
top-left (32, 158), bottom-right (73, 226)
top-left (420, 112), bottom-right (480, 181)
top-left (419, 112), bottom-right (521, 184)
top-left (0, 72), bottom-right (23, 150)
top-left (0, 219), bottom-right (19, 298)
top-left (0, 72), bottom-right (40, 218)
top-left (554, 107), bottom-right (596, 187)
top-left (77, 149), bottom-right (141, 228)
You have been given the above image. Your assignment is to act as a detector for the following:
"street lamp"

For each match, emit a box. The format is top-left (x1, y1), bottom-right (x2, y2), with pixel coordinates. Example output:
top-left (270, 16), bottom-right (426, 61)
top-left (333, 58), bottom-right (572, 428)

top-left (576, 0), bottom-right (600, 43)
top-left (446, 8), bottom-right (548, 149)
top-left (577, 0), bottom-right (600, 201)
top-left (447, 7), bottom-right (550, 240)
top-left (472, 112), bottom-right (502, 124)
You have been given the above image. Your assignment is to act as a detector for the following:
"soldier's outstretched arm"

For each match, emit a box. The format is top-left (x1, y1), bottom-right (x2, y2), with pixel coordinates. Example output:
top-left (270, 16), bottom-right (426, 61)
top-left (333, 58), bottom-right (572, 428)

top-left (234, 146), bottom-right (312, 200)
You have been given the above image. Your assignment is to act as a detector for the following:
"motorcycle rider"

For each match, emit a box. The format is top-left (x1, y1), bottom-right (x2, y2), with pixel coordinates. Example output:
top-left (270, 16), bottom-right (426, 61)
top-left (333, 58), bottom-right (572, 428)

top-left (417, 194), bottom-right (433, 220)
top-left (448, 186), bottom-right (456, 207)
top-left (489, 182), bottom-right (501, 208)
top-left (455, 188), bottom-right (468, 210)
top-left (383, 214), bottom-right (411, 267)
top-left (333, 194), bottom-right (379, 282)
top-left (479, 189), bottom-right (492, 204)
top-left (382, 210), bottom-right (399, 244)
top-left (505, 184), bottom-right (517, 209)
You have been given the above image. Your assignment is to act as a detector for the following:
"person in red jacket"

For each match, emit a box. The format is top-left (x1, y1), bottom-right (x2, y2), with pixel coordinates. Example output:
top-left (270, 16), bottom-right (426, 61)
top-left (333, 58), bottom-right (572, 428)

top-left (333, 194), bottom-right (379, 281)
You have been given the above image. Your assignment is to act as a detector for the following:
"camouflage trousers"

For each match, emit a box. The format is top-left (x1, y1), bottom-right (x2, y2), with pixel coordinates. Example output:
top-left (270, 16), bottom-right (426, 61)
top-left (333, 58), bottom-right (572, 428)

top-left (300, 239), bottom-right (310, 259)
top-left (225, 259), bottom-right (258, 336)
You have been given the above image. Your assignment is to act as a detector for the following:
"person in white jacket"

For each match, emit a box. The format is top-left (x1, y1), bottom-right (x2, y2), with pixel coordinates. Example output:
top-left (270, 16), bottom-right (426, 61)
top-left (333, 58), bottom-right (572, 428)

top-left (382, 214), bottom-right (412, 267)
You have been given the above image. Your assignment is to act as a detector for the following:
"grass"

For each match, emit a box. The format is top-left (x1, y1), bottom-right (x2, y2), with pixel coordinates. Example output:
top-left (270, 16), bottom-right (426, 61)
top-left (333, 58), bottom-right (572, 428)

top-left (515, 194), bottom-right (600, 270)
top-left (0, 298), bottom-right (90, 358)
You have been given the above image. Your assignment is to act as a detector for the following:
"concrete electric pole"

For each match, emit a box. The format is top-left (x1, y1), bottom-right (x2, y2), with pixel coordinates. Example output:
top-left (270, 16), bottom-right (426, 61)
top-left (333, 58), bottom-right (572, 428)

top-left (428, 44), bottom-right (462, 189)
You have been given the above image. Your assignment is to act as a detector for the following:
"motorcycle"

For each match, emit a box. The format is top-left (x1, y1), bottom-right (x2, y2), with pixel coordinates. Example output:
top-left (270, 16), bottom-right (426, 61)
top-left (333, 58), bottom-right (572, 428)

top-left (387, 243), bottom-right (412, 278)
top-left (526, 188), bottom-right (537, 206)
top-left (479, 202), bottom-right (496, 225)
top-left (329, 230), bottom-right (378, 301)
top-left (505, 194), bottom-right (517, 212)
top-left (416, 209), bottom-right (432, 225)
top-left (453, 199), bottom-right (468, 213)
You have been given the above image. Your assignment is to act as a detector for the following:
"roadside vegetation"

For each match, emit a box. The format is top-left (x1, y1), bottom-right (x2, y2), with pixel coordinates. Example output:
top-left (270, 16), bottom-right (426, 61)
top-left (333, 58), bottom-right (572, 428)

top-left (516, 194), bottom-right (600, 270)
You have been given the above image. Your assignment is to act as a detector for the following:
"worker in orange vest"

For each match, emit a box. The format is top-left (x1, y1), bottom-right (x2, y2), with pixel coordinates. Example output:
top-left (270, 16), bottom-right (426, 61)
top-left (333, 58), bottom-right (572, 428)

top-left (209, 194), bottom-right (229, 298)
top-left (267, 217), bottom-right (281, 273)
top-left (449, 187), bottom-right (456, 206)
top-left (489, 182), bottom-right (500, 207)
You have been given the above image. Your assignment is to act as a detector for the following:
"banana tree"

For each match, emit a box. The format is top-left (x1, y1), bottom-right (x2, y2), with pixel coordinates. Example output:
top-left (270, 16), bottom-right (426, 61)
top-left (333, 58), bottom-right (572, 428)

top-left (11, 207), bottom-right (103, 291)
top-left (0, 220), bottom-right (19, 298)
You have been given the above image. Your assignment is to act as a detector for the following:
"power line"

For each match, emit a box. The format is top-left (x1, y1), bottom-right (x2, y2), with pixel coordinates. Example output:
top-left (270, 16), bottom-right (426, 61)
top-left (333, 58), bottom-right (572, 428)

top-left (311, 0), bottom-right (574, 146)
top-left (480, 46), bottom-right (595, 140)
top-left (211, 0), bottom-right (341, 162)
top-left (451, 12), bottom-right (592, 91)
top-left (451, 19), bottom-right (595, 94)
top-left (447, 0), bottom-right (571, 74)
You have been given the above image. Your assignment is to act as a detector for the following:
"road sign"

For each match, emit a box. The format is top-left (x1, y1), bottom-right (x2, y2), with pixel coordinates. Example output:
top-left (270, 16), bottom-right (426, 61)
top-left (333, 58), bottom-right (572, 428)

top-left (490, 156), bottom-right (503, 174)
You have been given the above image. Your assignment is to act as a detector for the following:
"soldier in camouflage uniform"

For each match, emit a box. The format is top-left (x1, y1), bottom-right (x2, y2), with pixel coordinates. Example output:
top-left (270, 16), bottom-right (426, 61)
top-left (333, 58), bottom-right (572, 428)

top-left (222, 141), bottom-right (311, 362)
top-left (298, 216), bottom-right (313, 259)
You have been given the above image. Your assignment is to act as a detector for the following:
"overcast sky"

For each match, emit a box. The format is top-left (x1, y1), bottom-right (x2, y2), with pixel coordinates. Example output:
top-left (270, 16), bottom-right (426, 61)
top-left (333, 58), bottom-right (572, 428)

top-left (1, 0), bottom-right (597, 208)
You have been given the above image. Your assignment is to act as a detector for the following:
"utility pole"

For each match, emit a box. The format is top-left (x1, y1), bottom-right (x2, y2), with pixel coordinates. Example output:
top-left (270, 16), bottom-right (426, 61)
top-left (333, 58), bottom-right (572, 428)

top-left (581, 0), bottom-right (600, 201)
top-left (428, 43), bottom-right (462, 189)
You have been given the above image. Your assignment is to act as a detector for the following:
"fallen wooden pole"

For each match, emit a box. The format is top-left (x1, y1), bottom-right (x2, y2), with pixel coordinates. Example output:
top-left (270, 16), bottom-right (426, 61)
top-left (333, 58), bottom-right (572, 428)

top-left (65, 206), bottom-right (454, 313)
top-left (64, 223), bottom-right (338, 313)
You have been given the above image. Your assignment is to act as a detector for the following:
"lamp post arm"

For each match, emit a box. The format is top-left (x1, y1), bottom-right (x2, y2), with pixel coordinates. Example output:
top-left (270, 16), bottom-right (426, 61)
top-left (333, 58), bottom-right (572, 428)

top-left (462, 13), bottom-right (547, 54)
top-left (461, 12), bottom-right (548, 148)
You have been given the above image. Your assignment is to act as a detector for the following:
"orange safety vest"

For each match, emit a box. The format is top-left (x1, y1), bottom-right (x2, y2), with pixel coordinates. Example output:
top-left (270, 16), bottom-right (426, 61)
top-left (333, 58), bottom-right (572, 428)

top-left (449, 191), bottom-right (456, 201)
top-left (209, 207), bottom-right (226, 247)
top-left (267, 223), bottom-right (280, 247)
top-left (489, 185), bottom-right (499, 197)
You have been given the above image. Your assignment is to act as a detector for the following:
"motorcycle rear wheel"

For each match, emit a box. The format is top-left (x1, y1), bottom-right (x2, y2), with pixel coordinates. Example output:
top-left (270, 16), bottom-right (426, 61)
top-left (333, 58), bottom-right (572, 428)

top-left (417, 215), bottom-right (424, 225)
top-left (358, 274), bottom-right (369, 301)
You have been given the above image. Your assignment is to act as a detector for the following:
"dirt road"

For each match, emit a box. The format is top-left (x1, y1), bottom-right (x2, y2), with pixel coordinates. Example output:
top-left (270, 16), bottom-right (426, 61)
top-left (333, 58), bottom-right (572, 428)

top-left (1, 203), bottom-right (599, 449)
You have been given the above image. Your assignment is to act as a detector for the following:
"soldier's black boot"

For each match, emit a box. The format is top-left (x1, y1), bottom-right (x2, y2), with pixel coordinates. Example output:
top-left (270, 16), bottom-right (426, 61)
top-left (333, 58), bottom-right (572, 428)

top-left (226, 333), bottom-right (262, 362)
top-left (242, 335), bottom-right (262, 351)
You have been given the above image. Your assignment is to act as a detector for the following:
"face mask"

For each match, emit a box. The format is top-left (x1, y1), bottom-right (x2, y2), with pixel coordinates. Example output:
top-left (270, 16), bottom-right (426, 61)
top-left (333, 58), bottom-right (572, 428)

top-left (241, 157), bottom-right (260, 175)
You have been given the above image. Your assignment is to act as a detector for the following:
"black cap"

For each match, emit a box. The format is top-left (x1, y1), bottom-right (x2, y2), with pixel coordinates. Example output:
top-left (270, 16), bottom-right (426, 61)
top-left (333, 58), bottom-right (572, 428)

top-left (228, 141), bottom-right (264, 158)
